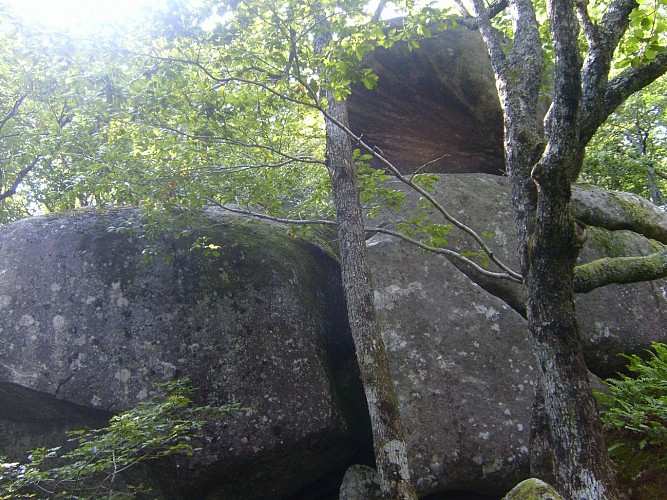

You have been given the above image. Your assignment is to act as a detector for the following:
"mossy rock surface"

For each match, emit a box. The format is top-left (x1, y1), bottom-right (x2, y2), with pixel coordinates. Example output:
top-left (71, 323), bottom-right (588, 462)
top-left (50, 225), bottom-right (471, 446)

top-left (0, 207), bottom-right (369, 499)
top-left (502, 478), bottom-right (563, 500)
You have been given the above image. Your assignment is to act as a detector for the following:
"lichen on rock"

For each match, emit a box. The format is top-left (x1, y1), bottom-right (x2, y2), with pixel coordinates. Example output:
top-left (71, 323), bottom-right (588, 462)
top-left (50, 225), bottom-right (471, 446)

top-left (502, 478), bottom-right (564, 500)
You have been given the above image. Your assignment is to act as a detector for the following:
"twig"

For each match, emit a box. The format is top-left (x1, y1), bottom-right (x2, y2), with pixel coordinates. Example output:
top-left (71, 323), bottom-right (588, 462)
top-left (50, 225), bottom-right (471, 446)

top-left (208, 200), bottom-right (522, 283)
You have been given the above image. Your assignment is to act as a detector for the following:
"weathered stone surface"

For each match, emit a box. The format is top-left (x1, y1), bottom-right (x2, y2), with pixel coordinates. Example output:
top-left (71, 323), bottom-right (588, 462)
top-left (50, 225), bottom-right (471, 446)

top-left (1, 175), bottom-right (665, 498)
top-left (370, 174), bottom-right (667, 378)
top-left (348, 27), bottom-right (505, 175)
top-left (367, 209), bottom-right (535, 496)
top-left (339, 464), bottom-right (381, 500)
top-left (0, 207), bottom-right (369, 499)
top-left (502, 478), bottom-right (563, 500)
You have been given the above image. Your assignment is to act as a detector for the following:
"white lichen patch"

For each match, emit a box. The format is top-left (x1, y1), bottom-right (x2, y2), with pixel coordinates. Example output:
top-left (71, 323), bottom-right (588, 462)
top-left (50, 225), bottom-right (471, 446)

top-left (19, 314), bottom-right (35, 327)
top-left (374, 282), bottom-right (424, 311)
top-left (110, 281), bottom-right (130, 308)
top-left (115, 368), bottom-right (132, 383)
top-left (69, 352), bottom-right (87, 370)
top-left (52, 315), bottom-right (67, 333)
top-left (593, 321), bottom-right (613, 340)
top-left (473, 304), bottom-right (500, 321)
top-left (482, 457), bottom-right (504, 476)
top-left (0, 295), bottom-right (12, 310)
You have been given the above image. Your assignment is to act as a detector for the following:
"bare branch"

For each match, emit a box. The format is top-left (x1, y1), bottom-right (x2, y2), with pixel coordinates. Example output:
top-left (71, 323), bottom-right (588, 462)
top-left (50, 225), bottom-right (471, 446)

top-left (0, 93), bottom-right (28, 133)
top-left (0, 156), bottom-right (41, 202)
top-left (575, 0), bottom-right (598, 48)
top-left (368, 226), bottom-right (523, 282)
top-left (488, 0), bottom-right (509, 18)
top-left (574, 249), bottom-right (667, 293)
top-left (409, 153), bottom-right (449, 179)
top-left (208, 200), bottom-right (522, 283)
top-left (207, 199), bottom-right (337, 227)
top-left (372, 0), bottom-right (389, 23)
top-left (148, 122), bottom-right (325, 166)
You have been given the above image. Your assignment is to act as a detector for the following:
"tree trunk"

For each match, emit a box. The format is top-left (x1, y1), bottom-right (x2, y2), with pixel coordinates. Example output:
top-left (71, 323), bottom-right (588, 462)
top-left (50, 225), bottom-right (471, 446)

top-left (647, 163), bottom-right (667, 206)
top-left (310, 6), bottom-right (416, 496)
top-left (323, 94), bottom-right (416, 499)
top-left (470, 0), bottom-right (623, 494)
top-left (519, 175), bottom-right (620, 498)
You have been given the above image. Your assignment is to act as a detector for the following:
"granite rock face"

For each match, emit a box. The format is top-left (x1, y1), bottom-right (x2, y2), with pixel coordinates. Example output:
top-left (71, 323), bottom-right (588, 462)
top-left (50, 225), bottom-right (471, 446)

top-left (348, 27), bottom-right (505, 175)
top-left (0, 176), bottom-right (666, 498)
top-left (0, 208), bottom-right (369, 499)
top-left (362, 174), bottom-right (666, 495)
top-left (368, 228), bottom-right (535, 496)
top-left (370, 175), bottom-right (667, 379)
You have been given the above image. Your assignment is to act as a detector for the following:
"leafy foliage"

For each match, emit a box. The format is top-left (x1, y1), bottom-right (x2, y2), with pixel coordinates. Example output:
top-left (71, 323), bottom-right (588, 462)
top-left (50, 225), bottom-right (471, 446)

top-left (582, 76), bottom-right (667, 205)
top-left (0, 378), bottom-right (239, 500)
top-left (617, 0), bottom-right (667, 69)
top-left (596, 343), bottom-right (667, 498)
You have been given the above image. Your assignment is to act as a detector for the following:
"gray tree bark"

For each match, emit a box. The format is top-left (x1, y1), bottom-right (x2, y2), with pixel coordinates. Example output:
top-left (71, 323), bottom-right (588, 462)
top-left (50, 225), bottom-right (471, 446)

top-left (467, 0), bottom-right (667, 495)
top-left (324, 95), bottom-right (416, 499)
top-left (313, 9), bottom-right (417, 499)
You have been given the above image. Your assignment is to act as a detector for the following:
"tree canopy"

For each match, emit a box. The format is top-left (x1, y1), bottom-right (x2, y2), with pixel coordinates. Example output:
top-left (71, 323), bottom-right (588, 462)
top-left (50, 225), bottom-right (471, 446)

top-left (2, 0), bottom-right (667, 498)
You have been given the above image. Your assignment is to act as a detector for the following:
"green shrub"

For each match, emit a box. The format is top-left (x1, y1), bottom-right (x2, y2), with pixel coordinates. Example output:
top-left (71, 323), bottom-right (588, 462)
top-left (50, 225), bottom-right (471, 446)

top-left (596, 342), bottom-right (667, 499)
top-left (0, 377), bottom-right (239, 499)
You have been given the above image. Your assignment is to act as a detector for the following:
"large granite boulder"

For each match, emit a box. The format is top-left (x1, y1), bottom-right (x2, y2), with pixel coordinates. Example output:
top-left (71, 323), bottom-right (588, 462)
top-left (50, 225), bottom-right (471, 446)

top-left (368, 228), bottom-right (535, 495)
top-left (0, 208), bottom-right (369, 499)
top-left (348, 27), bottom-right (505, 175)
top-left (0, 176), bottom-right (665, 498)
top-left (370, 175), bottom-right (667, 380)
top-left (358, 174), bottom-right (666, 496)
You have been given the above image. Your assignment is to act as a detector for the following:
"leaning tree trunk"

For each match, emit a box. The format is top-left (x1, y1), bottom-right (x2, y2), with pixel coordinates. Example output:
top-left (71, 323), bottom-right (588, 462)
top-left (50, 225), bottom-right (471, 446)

top-left (311, 10), bottom-right (415, 495)
top-left (322, 93), bottom-right (416, 499)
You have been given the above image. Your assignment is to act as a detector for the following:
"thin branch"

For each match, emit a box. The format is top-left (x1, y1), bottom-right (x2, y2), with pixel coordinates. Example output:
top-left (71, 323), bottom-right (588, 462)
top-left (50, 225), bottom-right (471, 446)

top-left (487, 0), bottom-right (510, 18)
top-left (212, 75), bottom-right (319, 110)
top-left (148, 122), bottom-right (325, 166)
top-left (458, 0), bottom-right (508, 23)
top-left (0, 156), bottom-right (41, 202)
top-left (369, 226), bottom-right (523, 282)
top-left (373, 0), bottom-right (389, 22)
top-left (209, 200), bottom-right (522, 283)
top-left (313, 98), bottom-right (523, 280)
top-left (575, 0), bottom-right (599, 48)
top-left (409, 153), bottom-right (449, 179)
top-left (454, 0), bottom-right (474, 18)
top-left (0, 93), bottom-right (28, 132)
top-left (207, 198), bottom-right (337, 227)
